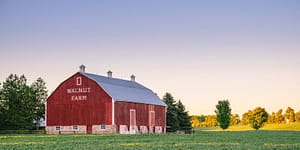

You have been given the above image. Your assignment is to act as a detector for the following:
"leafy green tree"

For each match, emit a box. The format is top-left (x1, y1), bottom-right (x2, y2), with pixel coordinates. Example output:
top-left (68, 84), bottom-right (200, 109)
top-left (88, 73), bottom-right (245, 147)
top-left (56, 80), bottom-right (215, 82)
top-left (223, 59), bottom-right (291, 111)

top-left (163, 93), bottom-right (179, 132)
top-left (31, 77), bottom-right (48, 129)
top-left (284, 107), bottom-right (295, 123)
top-left (215, 100), bottom-right (231, 129)
top-left (248, 107), bottom-right (268, 130)
top-left (176, 100), bottom-right (192, 131)
top-left (0, 74), bottom-right (33, 129)
top-left (0, 74), bottom-right (48, 130)
top-left (0, 83), bottom-right (4, 127)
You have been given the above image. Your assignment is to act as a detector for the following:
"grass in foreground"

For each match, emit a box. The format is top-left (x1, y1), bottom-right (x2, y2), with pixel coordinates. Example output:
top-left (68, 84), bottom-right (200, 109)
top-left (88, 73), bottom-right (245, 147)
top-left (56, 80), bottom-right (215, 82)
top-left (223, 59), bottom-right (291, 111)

top-left (0, 130), bottom-right (300, 149)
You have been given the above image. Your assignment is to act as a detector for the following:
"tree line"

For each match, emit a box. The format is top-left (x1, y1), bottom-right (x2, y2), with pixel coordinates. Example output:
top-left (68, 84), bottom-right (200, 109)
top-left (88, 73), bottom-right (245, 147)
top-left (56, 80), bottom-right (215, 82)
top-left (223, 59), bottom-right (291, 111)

top-left (0, 74), bottom-right (47, 130)
top-left (192, 103), bottom-right (300, 129)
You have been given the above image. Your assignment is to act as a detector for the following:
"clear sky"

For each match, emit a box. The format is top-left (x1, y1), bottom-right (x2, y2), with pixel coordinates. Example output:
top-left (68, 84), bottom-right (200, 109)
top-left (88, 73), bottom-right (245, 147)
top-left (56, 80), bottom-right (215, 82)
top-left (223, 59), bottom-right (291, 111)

top-left (1, 0), bottom-right (300, 116)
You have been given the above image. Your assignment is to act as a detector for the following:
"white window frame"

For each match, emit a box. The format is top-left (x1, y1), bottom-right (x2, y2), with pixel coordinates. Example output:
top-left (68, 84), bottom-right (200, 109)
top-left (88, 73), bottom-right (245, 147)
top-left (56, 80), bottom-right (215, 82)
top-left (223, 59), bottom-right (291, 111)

top-left (76, 77), bottom-right (82, 85)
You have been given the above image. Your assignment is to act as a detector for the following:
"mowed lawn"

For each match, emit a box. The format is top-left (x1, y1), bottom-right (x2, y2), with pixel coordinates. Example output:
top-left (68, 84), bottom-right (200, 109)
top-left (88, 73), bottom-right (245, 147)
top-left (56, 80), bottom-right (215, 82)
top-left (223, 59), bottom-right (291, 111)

top-left (1, 129), bottom-right (300, 150)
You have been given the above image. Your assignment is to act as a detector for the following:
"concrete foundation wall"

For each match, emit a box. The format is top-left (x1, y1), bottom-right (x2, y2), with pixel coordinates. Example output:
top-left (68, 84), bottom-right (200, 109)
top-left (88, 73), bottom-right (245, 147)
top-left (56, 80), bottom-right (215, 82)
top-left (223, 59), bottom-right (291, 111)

top-left (46, 124), bottom-right (163, 134)
top-left (46, 125), bottom-right (86, 134)
top-left (92, 125), bottom-right (116, 134)
top-left (46, 125), bottom-right (116, 134)
top-left (119, 125), bottom-right (163, 134)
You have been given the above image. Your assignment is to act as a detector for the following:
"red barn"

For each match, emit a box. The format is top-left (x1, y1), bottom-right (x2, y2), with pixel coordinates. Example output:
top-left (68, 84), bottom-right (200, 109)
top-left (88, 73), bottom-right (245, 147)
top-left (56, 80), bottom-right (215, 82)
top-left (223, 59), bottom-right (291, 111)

top-left (46, 65), bottom-right (166, 134)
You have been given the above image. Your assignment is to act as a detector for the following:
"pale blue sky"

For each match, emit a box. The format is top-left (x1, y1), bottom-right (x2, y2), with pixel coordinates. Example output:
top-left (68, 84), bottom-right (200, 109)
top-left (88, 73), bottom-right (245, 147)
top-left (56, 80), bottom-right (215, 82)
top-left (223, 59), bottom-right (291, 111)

top-left (1, 0), bottom-right (300, 115)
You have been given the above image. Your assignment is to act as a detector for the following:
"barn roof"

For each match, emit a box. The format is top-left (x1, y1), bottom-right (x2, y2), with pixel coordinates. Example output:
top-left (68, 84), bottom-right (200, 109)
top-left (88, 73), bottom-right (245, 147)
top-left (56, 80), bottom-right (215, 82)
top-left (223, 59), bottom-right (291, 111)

top-left (83, 73), bottom-right (167, 107)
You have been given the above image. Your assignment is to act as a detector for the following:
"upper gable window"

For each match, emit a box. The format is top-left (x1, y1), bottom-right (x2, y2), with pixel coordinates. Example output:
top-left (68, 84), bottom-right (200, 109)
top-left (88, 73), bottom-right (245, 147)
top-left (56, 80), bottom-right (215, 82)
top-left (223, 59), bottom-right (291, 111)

top-left (76, 77), bottom-right (82, 85)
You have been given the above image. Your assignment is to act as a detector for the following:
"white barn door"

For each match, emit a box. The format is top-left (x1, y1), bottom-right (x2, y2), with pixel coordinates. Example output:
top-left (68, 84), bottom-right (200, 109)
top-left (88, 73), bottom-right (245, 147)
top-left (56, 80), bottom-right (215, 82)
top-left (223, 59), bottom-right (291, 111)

top-left (130, 109), bottom-right (136, 134)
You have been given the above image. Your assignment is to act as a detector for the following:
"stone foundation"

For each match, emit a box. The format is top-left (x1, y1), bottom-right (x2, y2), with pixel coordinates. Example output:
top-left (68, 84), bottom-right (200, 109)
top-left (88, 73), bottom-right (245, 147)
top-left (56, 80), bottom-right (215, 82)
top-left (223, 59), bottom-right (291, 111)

top-left (119, 125), bottom-right (164, 134)
top-left (140, 126), bottom-right (148, 134)
top-left (155, 126), bottom-right (162, 134)
top-left (46, 125), bottom-right (115, 134)
top-left (46, 125), bottom-right (86, 134)
top-left (92, 125), bottom-right (116, 134)
top-left (46, 124), bottom-right (165, 134)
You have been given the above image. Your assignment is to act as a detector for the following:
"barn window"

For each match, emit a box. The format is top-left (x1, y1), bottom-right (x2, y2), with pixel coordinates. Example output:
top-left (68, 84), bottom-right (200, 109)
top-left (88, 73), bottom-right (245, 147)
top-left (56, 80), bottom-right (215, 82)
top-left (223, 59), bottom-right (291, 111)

top-left (72, 125), bottom-right (78, 131)
top-left (76, 77), bottom-right (82, 85)
top-left (100, 124), bottom-right (106, 129)
top-left (55, 126), bottom-right (60, 131)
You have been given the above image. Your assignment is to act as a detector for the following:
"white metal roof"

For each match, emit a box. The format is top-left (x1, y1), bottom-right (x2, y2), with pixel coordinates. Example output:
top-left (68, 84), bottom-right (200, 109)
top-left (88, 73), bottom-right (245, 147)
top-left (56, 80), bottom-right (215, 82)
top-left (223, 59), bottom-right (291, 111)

top-left (83, 73), bottom-right (167, 107)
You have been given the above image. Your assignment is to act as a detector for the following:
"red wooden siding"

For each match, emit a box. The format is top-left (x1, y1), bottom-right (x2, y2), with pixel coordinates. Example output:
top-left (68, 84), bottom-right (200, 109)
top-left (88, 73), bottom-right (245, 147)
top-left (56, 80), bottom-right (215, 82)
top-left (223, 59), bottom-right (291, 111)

top-left (114, 101), bottom-right (166, 131)
top-left (46, 72), bottom-right (112, 126)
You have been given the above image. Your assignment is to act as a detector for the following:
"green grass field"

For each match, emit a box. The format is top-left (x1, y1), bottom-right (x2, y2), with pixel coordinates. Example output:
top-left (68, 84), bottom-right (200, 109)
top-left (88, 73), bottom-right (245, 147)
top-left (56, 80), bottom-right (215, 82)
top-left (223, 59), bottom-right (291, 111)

top-left (1, 124), bottom-right (300, 149)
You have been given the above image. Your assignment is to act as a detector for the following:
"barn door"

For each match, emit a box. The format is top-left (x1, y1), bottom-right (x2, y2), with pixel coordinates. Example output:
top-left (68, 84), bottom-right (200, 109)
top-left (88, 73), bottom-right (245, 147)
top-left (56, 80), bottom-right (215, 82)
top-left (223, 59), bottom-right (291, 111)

top-left (149, 111), bottom-right (155, 133)
top-left (130, 109), bottom-right (136, 134)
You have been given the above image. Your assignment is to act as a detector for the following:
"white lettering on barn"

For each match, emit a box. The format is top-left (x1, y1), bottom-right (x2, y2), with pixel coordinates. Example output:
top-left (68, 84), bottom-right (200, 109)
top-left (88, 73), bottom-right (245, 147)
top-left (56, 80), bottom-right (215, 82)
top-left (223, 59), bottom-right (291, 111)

top-left (71, 95), bottom-right (87, 101)
top-left (66, 87), bottom-right (91, 101)
top-left (67, 87), bottom-right (91, 93)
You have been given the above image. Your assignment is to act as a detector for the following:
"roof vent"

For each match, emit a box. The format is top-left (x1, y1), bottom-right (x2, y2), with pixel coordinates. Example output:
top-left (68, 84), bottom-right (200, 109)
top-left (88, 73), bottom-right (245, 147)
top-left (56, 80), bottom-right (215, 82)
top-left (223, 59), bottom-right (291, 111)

top-left (130, 74), bottom-right (135, 82)
top-left (79, 64), bottom-right (85, 73)
top-left (107, 70), bottom-right (112, 78)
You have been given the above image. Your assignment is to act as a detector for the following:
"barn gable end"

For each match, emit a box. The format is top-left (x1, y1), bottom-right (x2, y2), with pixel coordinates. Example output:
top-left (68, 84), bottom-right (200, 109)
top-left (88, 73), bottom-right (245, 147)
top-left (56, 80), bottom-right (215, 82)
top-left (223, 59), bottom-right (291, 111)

top-left (46, 72), bottom-right (113, 134)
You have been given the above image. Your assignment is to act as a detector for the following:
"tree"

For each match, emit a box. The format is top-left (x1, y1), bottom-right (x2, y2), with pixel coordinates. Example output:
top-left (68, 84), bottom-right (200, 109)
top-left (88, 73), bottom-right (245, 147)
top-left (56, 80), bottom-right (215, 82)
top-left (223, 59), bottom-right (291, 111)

top-left (163, 93), bottom-right (192, 132)
top-left (248, 107), bottom-right (268, 130)
top-left (230, 114), bottom-right (240, 125)
top-left (284, 107), bottom-right (295, 123)
top-left (0, 83), bottom-right (4, 127)
top-left (241, 111), bottom-right (250, 125)
top-left (0, 74), bottom-right (34, 129)
top-left (163, 93), bottom-right (179, 132)
top-left (268, 112), bottom-right (276, 124)
top-left (215, 100), bottom-right (231, 130)
top-left (198, 115), bottom-right (206, 122)
top-left (176, 100), bottom-right (192, 131)
top-left (205, 115), bottom-right (217, 127)
top-left (191, 115), bottom-right (200, 127)
top-left (296, 111), bottom-right (300, 123)
top-left (191, 115), bottom-right (207, 127)
top-left (275, 109), bottom-right (285, 124)
top-left (31, 77), bottom-right (48, 129)
top-left (0, 74), bottom-right (48, 130)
